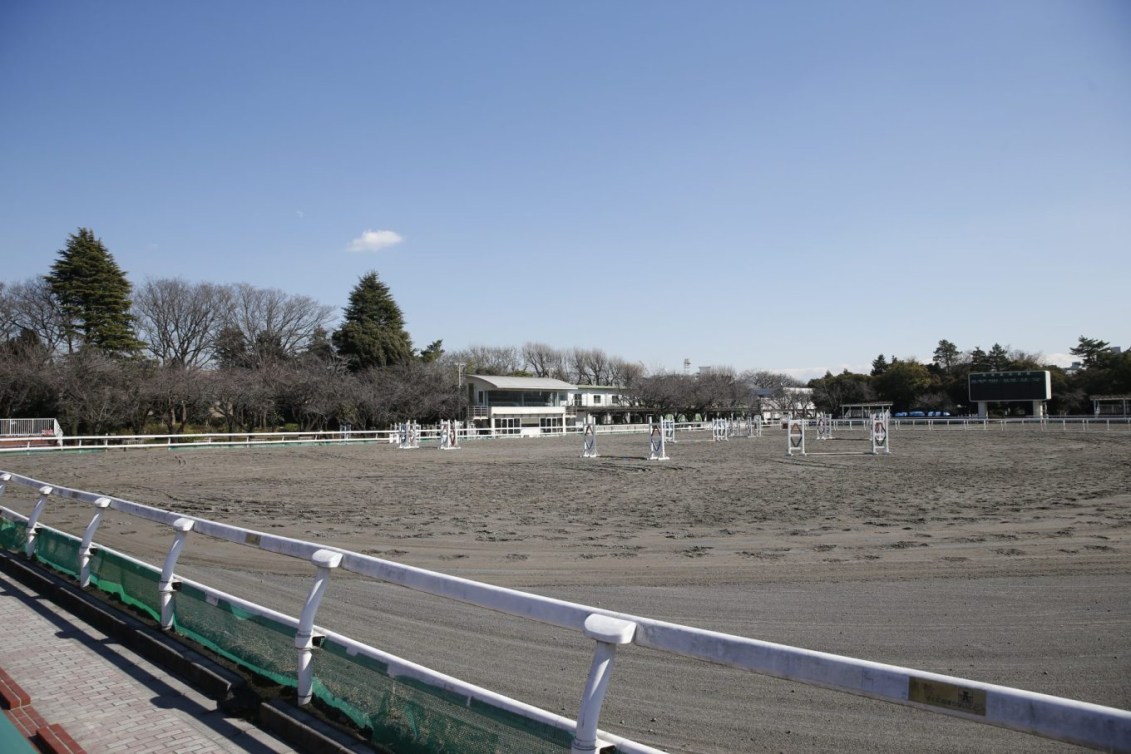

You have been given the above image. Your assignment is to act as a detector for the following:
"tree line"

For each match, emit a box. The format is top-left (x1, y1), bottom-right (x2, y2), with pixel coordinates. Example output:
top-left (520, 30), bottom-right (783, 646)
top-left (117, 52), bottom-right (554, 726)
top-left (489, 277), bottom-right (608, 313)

top-left (3, 229), bottom-right (1127, 434)
top-left (809, 337), bottom-right (1131, 417)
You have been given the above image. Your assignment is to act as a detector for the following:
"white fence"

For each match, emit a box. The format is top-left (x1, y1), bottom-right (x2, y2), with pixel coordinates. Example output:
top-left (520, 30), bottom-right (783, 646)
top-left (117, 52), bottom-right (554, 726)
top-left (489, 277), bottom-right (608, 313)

top-left (2, 416), bottom-right (1129, 456)
top-left (1, 469), bottom-right (1128, 752)
top-left (0, 418), bottom-right (62, 447)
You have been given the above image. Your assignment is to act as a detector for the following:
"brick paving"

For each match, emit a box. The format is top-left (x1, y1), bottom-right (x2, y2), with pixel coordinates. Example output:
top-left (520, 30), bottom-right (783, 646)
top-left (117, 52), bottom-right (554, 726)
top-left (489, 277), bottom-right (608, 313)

top-left (0, 570), bottom-right (298, 754)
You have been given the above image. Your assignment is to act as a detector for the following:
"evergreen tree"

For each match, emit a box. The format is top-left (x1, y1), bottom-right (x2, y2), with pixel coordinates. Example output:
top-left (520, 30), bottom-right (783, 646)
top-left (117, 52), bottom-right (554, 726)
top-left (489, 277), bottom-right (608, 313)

top-left (987, 343), bottom-right (1011, 372)
top-left (419, 339), bottom-right (444, 363)
top-left (1069, 336), bottom-right (1113, 369)
top-left (45, 228), bottom-right (141, 355)
top-left (969, 346), bottom-right (989, 372)
top-left (932, 339), bottom-right (959, 375)
top-left (332, 272), bottom-right (414, 371)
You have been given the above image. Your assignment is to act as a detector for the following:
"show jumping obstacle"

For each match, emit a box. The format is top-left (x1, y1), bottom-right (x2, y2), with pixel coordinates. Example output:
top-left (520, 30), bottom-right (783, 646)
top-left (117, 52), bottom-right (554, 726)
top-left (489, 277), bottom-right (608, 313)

top-left (439, 420), bottom-right (461, 451)
top-left (787, 413), bottom-right (891, 457)
top-left (648, 423), bottom-right (668, 461)
top-left (397, 421), bottom-right (420, 450)
top-left (711, 419), bottom-right (729, 442)
top-left (581, 423), bottom-right (599, 458)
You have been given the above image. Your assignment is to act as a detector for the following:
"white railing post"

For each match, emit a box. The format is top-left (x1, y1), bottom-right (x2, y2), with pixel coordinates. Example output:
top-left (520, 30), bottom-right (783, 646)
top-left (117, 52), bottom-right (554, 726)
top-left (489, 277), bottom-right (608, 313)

top-left (0, 472), bottom-right (10, 496)
top-left (296, 548), bottom-right (342, 705)
top-left (79, 497), bottom-right (111, 587)
top-left (159, 518), bottom-right (195, 630)
top-left (572, 614), bottom-right (636, 754)
top-left (24, 485), bottom-right (53, 558)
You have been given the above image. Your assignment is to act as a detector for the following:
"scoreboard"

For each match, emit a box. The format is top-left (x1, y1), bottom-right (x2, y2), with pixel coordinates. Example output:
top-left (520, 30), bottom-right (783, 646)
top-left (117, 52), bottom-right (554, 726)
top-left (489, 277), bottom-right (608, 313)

top-left (968, 371), bottom-right (1052, 402)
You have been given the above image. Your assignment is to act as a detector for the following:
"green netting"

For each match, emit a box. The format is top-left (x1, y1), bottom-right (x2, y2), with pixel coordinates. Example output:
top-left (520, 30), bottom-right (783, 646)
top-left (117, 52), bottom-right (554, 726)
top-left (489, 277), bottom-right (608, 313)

top-left (312, 638), bottom-right (573, 754)
top-left (88, 549), bottom-right (162, 622)
top-left (172, 583), bottom-right (297, 688)
top-left (34, 528), bottom-right (81, 578)
top-left (0, 518), bottom-right (27, 552)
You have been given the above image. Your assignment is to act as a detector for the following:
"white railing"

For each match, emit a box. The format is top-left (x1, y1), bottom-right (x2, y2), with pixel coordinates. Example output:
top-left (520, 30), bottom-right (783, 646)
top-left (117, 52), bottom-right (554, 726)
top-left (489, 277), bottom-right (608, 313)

top-left (0, 418), bottom-right (62, 446)
top-left (3, 415), bottom-right (1129, 456)
top-left (1, 469), bottom-right (1128, 752)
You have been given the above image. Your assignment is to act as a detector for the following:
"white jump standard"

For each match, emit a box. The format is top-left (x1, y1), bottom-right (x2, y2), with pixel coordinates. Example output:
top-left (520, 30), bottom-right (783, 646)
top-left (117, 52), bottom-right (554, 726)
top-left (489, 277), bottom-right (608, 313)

top-left (397, 421), bottom-right (421, 450)
top-left (786, 417), bottom-right (806, 456)
top-left (816, 413), bottom-right (832, 441)
top-left (439, 420), bottom-right (461, 450)
top-left (712, 419), bottom-right (729, 442)
top-left (580, 423), bottom-right (599, 458)
top-left (648, 423), bottom-right (668, 461)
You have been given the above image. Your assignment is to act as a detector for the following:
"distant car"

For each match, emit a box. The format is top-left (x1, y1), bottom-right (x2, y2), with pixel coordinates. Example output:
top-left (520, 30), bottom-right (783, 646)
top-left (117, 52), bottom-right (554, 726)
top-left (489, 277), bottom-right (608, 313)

top-left (909, 411), bottom-right (926, 417)
top-left (894, 411), bottom-right (908, 417)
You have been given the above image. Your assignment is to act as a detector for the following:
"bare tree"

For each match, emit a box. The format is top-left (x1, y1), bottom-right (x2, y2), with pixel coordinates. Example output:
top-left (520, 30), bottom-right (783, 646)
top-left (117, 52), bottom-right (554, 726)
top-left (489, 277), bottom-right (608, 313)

top-left (0, 343), bottom-right (56, 417)
top-left (146, 364), bottom-right (213, 434)
top-left (134, 278), bottom-right (230, 368)
top-left (223, 283), bottom-right (335, 368)
top-left (4, 278), bottom-right (68, 354)
top-left (633, 371), bottom-right (694, 418)
top-left (0, 282), bottom-right (12, 339)
top-left (521, 342), bottom-right (564, 378)
top-left (206, 368), bottom-right (278, 432)
top-left (740, 370), bottom-right (806, 418)
top-left (608, 358), bottom-right (644, 390)
top-left (451, 345), bottom-right (521, 375)
top-left (51, 352), bottom-right (140, 434)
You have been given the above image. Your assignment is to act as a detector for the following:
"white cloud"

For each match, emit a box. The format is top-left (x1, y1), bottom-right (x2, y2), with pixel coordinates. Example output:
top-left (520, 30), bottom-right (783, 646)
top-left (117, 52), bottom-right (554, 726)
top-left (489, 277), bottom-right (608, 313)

top-left (347, 229), bottom-right (404, 252)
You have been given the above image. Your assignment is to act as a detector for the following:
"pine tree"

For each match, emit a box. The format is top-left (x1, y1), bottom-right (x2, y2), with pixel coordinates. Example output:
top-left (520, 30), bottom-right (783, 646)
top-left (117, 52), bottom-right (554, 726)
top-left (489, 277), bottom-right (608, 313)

top-left (45, 228), bottom-right (141, 355)
top-left (332, 272), bottom-right (414, 371)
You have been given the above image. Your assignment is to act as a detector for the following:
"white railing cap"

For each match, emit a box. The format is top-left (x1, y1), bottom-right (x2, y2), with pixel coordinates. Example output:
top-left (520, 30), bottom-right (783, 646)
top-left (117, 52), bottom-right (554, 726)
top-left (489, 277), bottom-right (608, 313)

top-left (94, 497), bottom-right (112, 508)
top-left (584, 613), bottom-right (636, 645)
top-left (38, 485), bottom-right (53, 495)
top-left (171, 517), bottom-right (195, 532)
top-left (311, 549), bottom-right (343, 568)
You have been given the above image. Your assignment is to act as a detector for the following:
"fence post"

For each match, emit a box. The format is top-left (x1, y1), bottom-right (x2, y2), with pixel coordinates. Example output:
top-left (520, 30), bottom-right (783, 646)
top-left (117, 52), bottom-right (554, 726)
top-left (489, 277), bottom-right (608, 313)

top-left (296, 548), bottom-right (342, 705)
top-left (572, 614), bottom-right (636, 754)
top-left (24, 485), bottom-right (53, 558)
top-left (79, 497), bottom-right (111, 588)
top-left (159, 518), bottom-right (195, 630)
top-left (0, 472), bottom-right (9, 496)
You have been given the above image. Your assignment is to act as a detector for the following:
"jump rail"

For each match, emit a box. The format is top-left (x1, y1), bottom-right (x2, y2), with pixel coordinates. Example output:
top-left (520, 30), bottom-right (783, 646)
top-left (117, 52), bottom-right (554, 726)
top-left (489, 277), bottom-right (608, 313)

top-left (1, 470), bottom-right (1128, 752)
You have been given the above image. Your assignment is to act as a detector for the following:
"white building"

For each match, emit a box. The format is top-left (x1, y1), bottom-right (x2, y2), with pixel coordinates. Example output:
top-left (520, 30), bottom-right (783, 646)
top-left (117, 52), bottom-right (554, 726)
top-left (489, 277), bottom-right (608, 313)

top-left (463, 376), bottom-right (639, 436)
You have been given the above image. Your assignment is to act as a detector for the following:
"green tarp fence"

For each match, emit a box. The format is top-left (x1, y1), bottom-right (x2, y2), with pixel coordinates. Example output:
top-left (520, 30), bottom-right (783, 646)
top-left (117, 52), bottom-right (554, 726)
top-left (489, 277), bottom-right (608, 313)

top-left (312, 637), bottom-right (573, 754)
top-left (0, 517), bottom-right (27, 552)
top-left (172, 582), bottom-right (296, 688)
top-left (88, 548), bottom-right (162, 623)
top-left (0, 517), bottom-right (587, 754)
top-left (34, 528), bottom-right (81, 579)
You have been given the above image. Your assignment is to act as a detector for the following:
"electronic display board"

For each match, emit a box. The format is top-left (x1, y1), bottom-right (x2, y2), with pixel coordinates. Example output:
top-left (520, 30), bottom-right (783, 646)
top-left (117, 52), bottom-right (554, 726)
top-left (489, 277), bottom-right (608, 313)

top-left (968, 371), bottom-right (1051, 402)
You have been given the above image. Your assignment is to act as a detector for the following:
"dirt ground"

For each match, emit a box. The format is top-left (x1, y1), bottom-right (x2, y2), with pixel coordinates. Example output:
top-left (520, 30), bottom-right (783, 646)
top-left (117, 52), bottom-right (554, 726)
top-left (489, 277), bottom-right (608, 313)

top-left (2, 425), bottom-right (1129, 753)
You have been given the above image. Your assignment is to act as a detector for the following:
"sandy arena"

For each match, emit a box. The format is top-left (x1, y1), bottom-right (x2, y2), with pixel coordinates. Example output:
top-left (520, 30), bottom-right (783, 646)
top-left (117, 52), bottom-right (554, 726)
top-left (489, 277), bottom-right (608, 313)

top-left (3, 426), bottom-right (1129, 753)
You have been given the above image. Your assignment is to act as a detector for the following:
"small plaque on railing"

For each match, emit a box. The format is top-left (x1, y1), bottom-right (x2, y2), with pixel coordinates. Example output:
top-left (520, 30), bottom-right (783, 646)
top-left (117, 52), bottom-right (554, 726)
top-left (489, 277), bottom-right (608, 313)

top-left (908, 677), bottom-right (986, 716)
top-left (244, 532), bottom-right (262, 547)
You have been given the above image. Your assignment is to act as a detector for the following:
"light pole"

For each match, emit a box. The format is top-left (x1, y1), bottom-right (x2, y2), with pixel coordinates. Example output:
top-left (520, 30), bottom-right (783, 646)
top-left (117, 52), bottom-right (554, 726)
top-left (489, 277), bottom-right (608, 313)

top-left (456, 362), bottom-right (466, 422)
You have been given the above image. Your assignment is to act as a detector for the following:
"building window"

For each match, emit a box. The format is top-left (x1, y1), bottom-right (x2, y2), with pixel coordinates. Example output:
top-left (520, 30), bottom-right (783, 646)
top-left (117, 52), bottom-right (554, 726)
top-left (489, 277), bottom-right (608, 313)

top-left (593, 395), bottom-right (602, 405)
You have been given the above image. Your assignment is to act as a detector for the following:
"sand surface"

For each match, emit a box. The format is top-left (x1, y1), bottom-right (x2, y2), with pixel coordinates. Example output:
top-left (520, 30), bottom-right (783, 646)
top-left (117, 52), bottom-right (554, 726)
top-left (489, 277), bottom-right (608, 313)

top-left (3, 425), bottom-right (1129, 752)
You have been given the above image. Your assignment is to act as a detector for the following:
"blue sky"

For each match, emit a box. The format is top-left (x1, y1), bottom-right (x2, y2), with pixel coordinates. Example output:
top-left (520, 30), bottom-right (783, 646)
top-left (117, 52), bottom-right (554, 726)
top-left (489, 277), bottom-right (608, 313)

top-left (2, 1), bottom-right (1128, 379)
